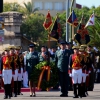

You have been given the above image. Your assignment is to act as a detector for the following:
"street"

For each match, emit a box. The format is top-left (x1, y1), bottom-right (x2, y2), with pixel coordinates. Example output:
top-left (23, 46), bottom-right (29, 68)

top-left (0, 83), bottom-right (100, 100)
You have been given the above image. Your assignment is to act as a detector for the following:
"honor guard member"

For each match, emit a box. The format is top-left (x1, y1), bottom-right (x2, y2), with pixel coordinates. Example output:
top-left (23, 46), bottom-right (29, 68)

top-left (0, 48), bottom-right (13, 99)
top-left (26, 44), bottom-right (39, 97)
top-left (55, 41), bottom-right (71, 97)
top-left (9, 46), bottom-right (15, 97)
top-left (69, 46), bottom-right (84, 98)
top-left (13, 46), bottom-right (21, 97)
top-left (15, 46), bottom-right (23, 95)
top-left (87, 45), bottom-right (95, 91)
top-left (78, 47), bottom-right (87, 97)
top-left (81, 45), bottom-right (92, 96)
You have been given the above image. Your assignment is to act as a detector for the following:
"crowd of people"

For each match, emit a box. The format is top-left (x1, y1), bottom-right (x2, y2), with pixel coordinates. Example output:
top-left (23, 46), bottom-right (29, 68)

top-left (0, 40), bottom-right (100, 99)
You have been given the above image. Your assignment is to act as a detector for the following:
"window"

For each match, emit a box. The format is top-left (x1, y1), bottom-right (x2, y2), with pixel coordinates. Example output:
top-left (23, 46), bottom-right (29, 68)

top-left (34, 2), bottom-right (43, 10)
top-left (54, 2), bottom-right (63, 11)
top-left (44, 2), bottom-right (53, 10)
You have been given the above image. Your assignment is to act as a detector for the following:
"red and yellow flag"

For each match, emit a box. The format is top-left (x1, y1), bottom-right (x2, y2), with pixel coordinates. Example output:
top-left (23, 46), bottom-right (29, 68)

top-left (43, 10), bottom-right (52, 30)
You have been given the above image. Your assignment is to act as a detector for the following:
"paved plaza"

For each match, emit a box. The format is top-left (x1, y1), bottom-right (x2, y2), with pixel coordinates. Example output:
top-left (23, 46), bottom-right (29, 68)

top-left (0, 84), bottom-right (100, 100)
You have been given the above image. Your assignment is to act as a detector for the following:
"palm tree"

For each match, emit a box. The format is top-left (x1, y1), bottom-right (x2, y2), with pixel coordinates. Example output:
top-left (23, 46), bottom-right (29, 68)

top-left (23, 2), bottom-right (39, 15)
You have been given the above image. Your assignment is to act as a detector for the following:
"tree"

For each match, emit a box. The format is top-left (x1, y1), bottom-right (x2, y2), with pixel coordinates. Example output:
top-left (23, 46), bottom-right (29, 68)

top-left (21, 14), bottom-right (47, 43)
top-left (3, 2), bottom-right (26, 14)
top-left (23, 2), bottom-right (39, 15)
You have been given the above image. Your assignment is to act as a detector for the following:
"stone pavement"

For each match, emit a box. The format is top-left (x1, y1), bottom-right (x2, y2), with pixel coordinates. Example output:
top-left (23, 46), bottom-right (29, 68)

top-left (0, 83), bottom-right (100, 100)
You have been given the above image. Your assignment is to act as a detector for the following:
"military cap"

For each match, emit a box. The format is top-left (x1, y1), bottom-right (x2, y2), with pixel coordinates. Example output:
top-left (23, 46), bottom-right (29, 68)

top-left (79, 48), bottom-right (84, 51)
top-left (41, 45), bottom-right (46, 48)
top-left (29, 44), bottom-right (35, 48)
top-left (4, 47), bottom-right (9, 51)
top-left (8, 45), bottom-right (15, 49)
top-left (66, 42), bottom-right (71, 45)
top-left (59, 40), bottom-right (66, 44)
top-left (80, 44), bottom-right (87, 48)
top-left (14, 46), bottom-right (21, 50)
top-left (72, 45), bottom-right (79, 49)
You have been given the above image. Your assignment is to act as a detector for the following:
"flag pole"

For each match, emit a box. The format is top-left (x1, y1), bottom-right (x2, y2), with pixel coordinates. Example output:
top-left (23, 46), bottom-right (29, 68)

top-left (70, 0), bottom-right (75, 42)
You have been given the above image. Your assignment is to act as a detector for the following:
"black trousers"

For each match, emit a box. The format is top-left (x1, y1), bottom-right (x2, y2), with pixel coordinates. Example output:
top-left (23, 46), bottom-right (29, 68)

top-left (59, 71), bottom-right (69, 94)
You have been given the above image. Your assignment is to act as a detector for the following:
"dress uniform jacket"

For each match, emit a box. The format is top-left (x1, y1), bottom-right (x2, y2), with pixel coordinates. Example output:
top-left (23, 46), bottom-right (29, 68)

top-left (38, 51), bottom-right (50, 62)
top-left (55, 49), bottom-right (71, 72)
top-left (26, 51), bottom-right (39, 80)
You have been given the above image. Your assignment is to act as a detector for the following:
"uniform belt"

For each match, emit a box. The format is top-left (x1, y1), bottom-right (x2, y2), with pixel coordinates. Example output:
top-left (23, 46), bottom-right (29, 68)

top-left (3, 68), bottom-right (11, 70)
top-left (73, 67), bottom-right (81, 70)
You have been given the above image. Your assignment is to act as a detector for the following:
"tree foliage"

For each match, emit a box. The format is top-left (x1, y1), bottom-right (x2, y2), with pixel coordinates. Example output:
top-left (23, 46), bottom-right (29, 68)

top-left (20, 14), bottom-right (47, 42)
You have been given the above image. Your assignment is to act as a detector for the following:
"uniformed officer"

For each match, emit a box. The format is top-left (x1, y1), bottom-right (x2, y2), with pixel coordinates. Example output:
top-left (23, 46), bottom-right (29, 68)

top-left (38, 46), bottom-right (50, 62)
top-left (0, 48), bottom-right (13, 99)
top-left (26, 44), bottom-right (39, 97)
top-left (55, 41), bottom-right (71, 97)
top-left (87, 45), bottom-right (95, 91)
top-left (15, 46), bottom-right (23, 95)
top-left (78, 47), bottom-right (87, 97)
top-left (9, 46), bottom-right (15, 97)
top-left (13, 46), bottom-right (21, 97)
top-left (69, 46), bottom-right (83, 98)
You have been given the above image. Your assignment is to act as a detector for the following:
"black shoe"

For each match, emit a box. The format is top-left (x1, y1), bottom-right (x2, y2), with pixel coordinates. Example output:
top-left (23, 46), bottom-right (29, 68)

top-left (78, 96), bottom-right (82, 98)
top-left (4, 95), bottom-right (8, 99)
top-left (17, 93), bottom-right (20, 95)
top-left (73, 95), bottom-right (78, 98)
top-left (20, 93), bottom-right (23, 95)
top-left (60, 94), bottom-right (68, 97)
top-left (30, 95), bottom-right (32, 97)
top-left (82, 94), bottom-right (87, 97)
top-left (60, 94), bottom-right (65, 97)
top-left (14, 94), bottom-right (17, 97)
top-left (8, 96), bottom-right (11, 99)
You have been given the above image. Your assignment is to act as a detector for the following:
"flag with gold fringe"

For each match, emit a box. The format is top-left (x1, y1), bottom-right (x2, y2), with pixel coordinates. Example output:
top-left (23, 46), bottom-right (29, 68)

top-left (49, 15), bottom-right (61, 41)
top-left (67, 10), bottom-right (78, 27)
top-left (75, 15), bottom-right (90, 45)
top-left (43, 10), bottom-right (52, 30)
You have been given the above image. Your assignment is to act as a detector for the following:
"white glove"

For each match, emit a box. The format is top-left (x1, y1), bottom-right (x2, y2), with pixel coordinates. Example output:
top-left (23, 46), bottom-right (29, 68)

top-left (93, 47), bottom-right (98, 52)
top-left (89, 71), bottom-right (91, 73)
top-left (69, 74), bottom-right (72, 77)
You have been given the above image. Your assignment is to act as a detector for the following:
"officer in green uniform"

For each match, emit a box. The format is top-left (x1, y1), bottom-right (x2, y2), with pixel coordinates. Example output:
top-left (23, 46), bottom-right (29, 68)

top-left (26, 44), bottom-right (39, 97)
top-left (55, 41), bottom-right (71, 97)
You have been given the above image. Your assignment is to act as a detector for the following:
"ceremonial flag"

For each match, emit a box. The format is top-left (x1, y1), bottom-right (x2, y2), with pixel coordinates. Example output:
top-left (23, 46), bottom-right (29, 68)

top-left (85, 13), bottom-right (95, 28)
top-left (67, 10), bottom-right (78, 27)
top-left (49, 15), bottom-right (61, 40)
top-left (43, 10), bottom-right (52, 30)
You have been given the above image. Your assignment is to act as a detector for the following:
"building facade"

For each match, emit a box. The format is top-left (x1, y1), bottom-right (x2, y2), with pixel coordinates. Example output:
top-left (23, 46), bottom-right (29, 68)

top-left (4, 0), bottom-right (76, 16)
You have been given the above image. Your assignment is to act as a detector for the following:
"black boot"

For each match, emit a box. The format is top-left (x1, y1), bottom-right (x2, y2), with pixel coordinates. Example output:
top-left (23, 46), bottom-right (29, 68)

top-left (14, 81), bottom-right (17, 97)
top-left (17, 81), bottom-right (21, 95)
top-left (85, 86), bottom-right (89, 96)
top-left (78, 84), bottom-right (82, 98)
top-left (82, 83), bottom-right (87, 97)
top-left (4, 84), bottom-right (8, 99)
top-left (10, 87), bottom-right (13, 97)
top-left (8, 84), bottom-right (11, 99)
top-left (73, 84), bottom-right (78, 98)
